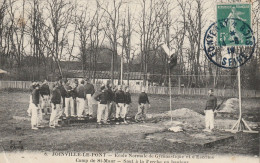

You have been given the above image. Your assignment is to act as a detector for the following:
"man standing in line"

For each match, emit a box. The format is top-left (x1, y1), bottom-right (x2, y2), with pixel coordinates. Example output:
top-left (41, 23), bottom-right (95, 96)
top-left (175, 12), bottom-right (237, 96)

top-left (135, 87), bottom-right (150, 122)
top-left (114, 85), bottom-right (125, 124)
top-left (76, 80), bottom-right (86, 119)
top-left (84, 78), bottom-right (95, 119)
top-left (94, 85), bottom-right (109, 125)
top-left (27, 81), bottom-right (36, 116)
top-left (106, 83), bottom-right (115, 122)
top-left (54, 79), bottom-right (66, 122)
top-left (124, 86), bottom-right (132, 124)
top-left (72, 79), bottom-right (79, 116)
top-left (31, 83), bottom-right (41, 130)
top-left (204, 89), bottom-right (217, 132)
top-left (60, 79), bottom-right (67, 109)
top-left (50, 82), bottom-right (62, 128)
top-left (40, 79), bottom-right (51, 115)
top-left (64, 79), bottom-right (75, 118)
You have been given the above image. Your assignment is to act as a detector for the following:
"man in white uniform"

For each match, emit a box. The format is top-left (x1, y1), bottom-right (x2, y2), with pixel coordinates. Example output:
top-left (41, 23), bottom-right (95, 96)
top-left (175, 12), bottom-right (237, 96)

top-left (204, 89), bottom-right (217, 132)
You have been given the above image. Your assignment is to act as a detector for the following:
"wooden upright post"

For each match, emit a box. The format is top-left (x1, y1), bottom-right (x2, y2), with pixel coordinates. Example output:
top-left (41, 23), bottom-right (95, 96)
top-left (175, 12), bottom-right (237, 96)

top-left (120, 53), bottom-right (123, 85)
top-left (228, 49), bottom-right (258, 133)
top-left (169, 67), bottom-right (172, 122)
top-left (238, 65), bottom-right (242, 120)
top-left (178, 76), bottom-right (181, 95)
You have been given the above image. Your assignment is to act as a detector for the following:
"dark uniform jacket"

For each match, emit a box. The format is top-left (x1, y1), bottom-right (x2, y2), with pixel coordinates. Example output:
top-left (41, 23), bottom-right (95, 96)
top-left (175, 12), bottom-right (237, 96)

top-left (76, 85), bottom-right (86, 99)
top-left (84, 83), bottom-right (95, 95)
top-left (32, 89), bottom-right (40, 106)
top-left (58, 85), bottom-right (67, 98)
top-left (51, 88), bottom-right (61, 105)
top-left (125, 92), bottom-right (132, 104)
top-left (115, 90), bottom-right (125, 104)
top-left (205, 95), bottom-right (217, 111)
top-left (40, 84), bottom-right (50, 96)
top-left (107, 88), bottom-right (114, 102)
top-left (94, 91), bottom-right (109, 104)
top-left (64, 84), bottom-right (74, 98)
top-left (138, 92), bottom-right (150, 105)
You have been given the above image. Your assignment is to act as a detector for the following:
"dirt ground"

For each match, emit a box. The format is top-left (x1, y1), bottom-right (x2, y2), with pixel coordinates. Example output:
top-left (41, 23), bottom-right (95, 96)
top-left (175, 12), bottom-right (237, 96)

top-left (0, 91), bottom-right (259, 156)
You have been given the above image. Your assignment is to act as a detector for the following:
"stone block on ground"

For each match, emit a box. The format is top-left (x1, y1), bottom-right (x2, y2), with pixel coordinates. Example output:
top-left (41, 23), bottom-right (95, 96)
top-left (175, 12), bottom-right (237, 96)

top-left (146, 130), bottom-right (234, 147)
top-left (168, 126), bottom-right (183, 132)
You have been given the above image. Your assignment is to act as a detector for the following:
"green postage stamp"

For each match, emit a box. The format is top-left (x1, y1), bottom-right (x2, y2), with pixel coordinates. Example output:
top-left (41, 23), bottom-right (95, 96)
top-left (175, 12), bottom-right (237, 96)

top-left (217, 3), bottom-right (252, 46)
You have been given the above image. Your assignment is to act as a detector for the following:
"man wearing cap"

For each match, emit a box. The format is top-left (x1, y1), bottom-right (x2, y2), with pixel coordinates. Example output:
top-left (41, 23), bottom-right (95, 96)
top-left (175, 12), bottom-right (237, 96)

top-left (50, 82), bottom-right (62, 128)
top-left (135, 87), bottom-right (150, 122)
top-left (64, 79), bottom-right (75, 118)
top-left (106, 83), bottom-right (115, 121)
top-left (40, 79), bottom-right (51, 115)
top-left (84, 78), bottom-right (95, 119)
top-left (94, 85), bottom-right (109, 125)
top-left (72, 79), bottom-right (79, 116)
top-left (31, 83), bottom-right (41, 129)
top-left (124, 86), bottom-right (132, 123)
top-left (76, 80), bottom-right (86, 118)
top-left (53, 79), bottom-right (66, 122)
top-left (27, 81), bottom-right (36, 116)
top-left (204, 89), bottom-right (217, 132)
top-left (59, 79), bottom-right (67, 109)
top-left (114, 85), bottom-right (125, 124)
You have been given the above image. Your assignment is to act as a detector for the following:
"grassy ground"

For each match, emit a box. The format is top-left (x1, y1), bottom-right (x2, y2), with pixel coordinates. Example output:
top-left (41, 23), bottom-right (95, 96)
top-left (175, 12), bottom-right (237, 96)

top-left (0, 91), bottom-right (259, 156)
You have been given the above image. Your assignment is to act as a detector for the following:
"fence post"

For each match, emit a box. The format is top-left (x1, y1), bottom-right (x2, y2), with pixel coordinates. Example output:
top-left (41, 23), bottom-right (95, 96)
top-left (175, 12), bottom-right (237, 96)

top-left (178, 76), bottom-right (181, 95)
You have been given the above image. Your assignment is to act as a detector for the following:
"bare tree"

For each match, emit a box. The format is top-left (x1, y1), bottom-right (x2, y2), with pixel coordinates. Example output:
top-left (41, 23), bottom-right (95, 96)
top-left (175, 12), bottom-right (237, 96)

top-left (44, 0), bottom-right (74, 77)
top-left (120, 6), bottom-right (135, 85)
top-left (184, 0), bottom-right (207, 87)
top-left (98, 0), bottom-right (123, 84)
top-left (71, 4), bottom-right (91, 78)
top-left (173, 0), bottom-right (187, 76)
top-left (0, 0), bottom-right (8, 66)
top-left (89, 1), bottom-right (105, 82)
top-left (26, 0), bottom-right (48, 79)
top-left (138, 0), bottom-right (170, 85)
top-left (5, 0), bottom-right (26, 72)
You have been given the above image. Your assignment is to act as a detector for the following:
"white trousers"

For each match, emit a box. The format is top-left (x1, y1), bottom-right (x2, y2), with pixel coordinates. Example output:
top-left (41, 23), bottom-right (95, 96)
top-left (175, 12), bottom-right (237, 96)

top-left (205, 110), bottom-right (214, 130)
top-left (77, 98), bottom-right (85, 117)
top-left (116, 103), bottom-right (127, 119)
top-left (49, 103), bottom-right (61, 126)
top-left (97, 103), bottom-right (108, 123)
top-left (29, 103), bottom-right (39, 127)
top-left (37, 105), bottom-right (43, 123)
top-left (85, 94), bottom-right (93, 115)
top-left (64, 97), bottom-right (75, 117)
top-left (124, 104), bottom-right (130, 118)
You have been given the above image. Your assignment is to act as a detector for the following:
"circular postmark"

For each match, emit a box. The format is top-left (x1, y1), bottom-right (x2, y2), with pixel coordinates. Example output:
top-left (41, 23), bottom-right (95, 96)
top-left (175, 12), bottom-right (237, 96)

top-left (204, 18), bottom-right (255, 69)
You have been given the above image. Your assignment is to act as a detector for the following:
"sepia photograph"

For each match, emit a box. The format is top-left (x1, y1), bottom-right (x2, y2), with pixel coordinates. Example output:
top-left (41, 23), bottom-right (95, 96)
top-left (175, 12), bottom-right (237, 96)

top-left (0, 0), bottom-right (259, 162)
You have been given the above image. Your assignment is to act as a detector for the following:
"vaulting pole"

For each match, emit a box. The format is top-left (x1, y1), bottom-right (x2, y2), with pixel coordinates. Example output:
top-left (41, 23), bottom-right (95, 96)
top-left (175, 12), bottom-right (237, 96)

top-left (169, 65), bottom-right (172, 122)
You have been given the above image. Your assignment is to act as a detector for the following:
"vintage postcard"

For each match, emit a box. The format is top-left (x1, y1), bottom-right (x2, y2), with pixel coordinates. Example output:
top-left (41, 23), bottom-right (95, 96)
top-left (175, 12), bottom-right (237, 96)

top-left (0, 0), bottom-right (259, 162)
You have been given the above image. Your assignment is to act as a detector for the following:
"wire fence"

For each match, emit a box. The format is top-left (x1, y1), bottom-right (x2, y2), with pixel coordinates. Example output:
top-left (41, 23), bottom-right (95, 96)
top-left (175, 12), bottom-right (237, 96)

top-left (0, 80), bottom-right (259, 97)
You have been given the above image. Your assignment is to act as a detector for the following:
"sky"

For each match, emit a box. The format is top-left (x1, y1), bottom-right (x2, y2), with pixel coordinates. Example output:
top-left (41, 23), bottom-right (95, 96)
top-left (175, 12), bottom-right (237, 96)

top-left (3, 0), bottom-right (258, 62)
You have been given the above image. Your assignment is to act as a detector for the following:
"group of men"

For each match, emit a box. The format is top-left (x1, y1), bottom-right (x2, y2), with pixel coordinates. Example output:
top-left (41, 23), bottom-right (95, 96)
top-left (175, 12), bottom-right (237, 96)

top-left (28, 77), bottom-right (217, 132)
top-left (28, 77), bottom-right (151, 130)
